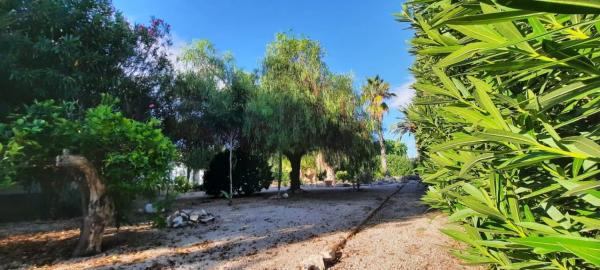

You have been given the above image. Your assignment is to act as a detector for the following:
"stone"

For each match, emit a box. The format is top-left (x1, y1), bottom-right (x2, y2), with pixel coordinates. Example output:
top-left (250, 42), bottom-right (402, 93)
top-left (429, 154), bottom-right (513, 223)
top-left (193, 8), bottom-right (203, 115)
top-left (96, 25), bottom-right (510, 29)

top-left (320, 251), bottom-right (334, 263)
top-left (144, 203), bottom-right (156, 213)
top-left (200, 215), bottom-right (215, 223)
top-left (302, 254), bottom-right (325, 270)
top-left (172, 216), bottom-right (184, 228)
top-left (282, 193), bottom-right (289, 198)
top-left (189, 214), bottom-right (200, 222)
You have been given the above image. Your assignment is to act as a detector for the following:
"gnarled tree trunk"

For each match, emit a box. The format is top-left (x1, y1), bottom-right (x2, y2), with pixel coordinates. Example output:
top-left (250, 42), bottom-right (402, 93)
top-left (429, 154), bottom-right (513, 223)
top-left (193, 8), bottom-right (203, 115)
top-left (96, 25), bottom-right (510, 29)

top-left (56, 152), bottom-right (114, 257)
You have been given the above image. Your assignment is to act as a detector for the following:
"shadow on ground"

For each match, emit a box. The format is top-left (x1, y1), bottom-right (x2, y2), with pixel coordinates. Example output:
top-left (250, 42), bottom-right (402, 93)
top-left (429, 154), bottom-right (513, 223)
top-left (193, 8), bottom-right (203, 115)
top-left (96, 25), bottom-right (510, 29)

top-left (0, 183), bottom-right (436, 269)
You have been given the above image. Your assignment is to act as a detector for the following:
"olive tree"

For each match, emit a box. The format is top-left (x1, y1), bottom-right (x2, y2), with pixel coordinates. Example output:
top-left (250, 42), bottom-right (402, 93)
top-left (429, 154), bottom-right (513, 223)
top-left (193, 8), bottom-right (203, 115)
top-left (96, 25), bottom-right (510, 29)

top-left (4, 98), bottom-right (177, 256)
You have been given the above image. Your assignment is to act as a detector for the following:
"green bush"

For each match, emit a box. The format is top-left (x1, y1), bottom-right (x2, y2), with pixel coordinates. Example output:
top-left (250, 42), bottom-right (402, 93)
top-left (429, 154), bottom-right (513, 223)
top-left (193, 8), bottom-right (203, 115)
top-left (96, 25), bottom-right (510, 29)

top-left (203, 150), bottom-right (273, 196)
top-left (387, 154), bottom-right (413, 177)
top-left (6, 98), bottom-right (178, 223)
top-left (401, 1), bottom-right (600, 268)
top-left (335, 170), bottom-right (350, 181)
top-left (173, 176), bottom-right (193, 193)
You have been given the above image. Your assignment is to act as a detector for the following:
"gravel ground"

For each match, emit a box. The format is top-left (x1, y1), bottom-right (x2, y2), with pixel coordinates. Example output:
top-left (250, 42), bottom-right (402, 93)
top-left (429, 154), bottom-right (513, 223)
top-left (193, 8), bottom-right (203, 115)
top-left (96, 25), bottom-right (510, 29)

top-left (0, 185), bottom-right (395, 269)
top-left (0, 182), bottom-right (476, 270)
top-left (331, 181), bottom-right (481, 270)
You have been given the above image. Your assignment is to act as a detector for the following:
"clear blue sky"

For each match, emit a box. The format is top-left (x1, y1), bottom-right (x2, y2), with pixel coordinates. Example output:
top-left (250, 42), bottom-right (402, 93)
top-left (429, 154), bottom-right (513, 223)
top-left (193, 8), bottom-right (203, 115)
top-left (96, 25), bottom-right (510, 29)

top-left (113, 0), bottom-right (417, 158)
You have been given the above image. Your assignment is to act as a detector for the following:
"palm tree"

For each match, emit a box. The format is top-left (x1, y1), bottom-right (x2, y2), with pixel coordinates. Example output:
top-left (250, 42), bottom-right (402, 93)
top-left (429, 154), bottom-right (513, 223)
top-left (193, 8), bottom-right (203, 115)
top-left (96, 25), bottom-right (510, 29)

top-left (392, 111), bottom-right (418, 159)
top-left (361, 76), bottom-right (395, 177)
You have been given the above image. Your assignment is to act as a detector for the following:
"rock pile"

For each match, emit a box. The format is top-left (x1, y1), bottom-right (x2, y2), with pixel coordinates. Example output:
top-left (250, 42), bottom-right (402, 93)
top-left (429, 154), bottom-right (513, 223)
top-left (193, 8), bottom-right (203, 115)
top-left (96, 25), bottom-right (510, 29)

top-left (166, 209), bottom-right (215, 228)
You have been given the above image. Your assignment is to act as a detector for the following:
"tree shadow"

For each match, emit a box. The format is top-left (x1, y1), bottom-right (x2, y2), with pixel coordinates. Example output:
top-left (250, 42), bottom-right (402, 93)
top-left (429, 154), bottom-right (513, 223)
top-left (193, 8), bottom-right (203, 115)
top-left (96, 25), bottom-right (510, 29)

top-left (0, 183), bottom-right (429, 269)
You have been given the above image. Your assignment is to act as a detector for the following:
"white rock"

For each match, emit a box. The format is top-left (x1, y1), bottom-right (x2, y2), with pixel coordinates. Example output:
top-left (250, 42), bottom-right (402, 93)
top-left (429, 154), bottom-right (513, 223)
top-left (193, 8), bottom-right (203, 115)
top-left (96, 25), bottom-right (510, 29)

top-left (144, 203), bottom-right (156, 213)
top-left (302, 254), bottom-right (325, 270)
top-left (200, 215), bottom-right (215, 223)
top-left (320, 251), bottom-right (334, 263)
top-left (189, 214), bottom-right (200, 222)
top-left (172, 216), bottom-right (184, 228)
top-left (282, 193), bottom-right (289, 198)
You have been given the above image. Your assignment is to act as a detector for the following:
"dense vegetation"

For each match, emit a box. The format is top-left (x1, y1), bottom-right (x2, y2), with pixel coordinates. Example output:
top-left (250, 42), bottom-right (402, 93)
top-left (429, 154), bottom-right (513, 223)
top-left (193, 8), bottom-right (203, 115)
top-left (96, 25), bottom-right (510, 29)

top-left (400, 0), bottom-right (600, 268)
top-left (203, 150), bottom-right (272, 196)
top-left (0, 0), bottom-right (418, 256)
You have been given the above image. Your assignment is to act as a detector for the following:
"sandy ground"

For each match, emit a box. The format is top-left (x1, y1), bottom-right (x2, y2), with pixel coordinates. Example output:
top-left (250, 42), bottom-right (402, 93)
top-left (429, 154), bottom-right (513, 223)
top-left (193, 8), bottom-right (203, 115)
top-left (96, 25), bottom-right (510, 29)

top-left (0, 182), bottom-right (476, 270)
top-left (331, 182), bottom-right (480, 270)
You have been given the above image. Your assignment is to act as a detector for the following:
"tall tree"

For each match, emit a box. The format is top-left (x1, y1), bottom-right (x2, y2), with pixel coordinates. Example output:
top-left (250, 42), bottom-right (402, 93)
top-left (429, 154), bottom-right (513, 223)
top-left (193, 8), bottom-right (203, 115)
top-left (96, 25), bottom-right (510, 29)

top-left (361, 76), bottom-right (395, 177)
top-left (246, 33), bottom-right (364, 192)
top-left (165, 40), bottom-right (259, 200)
top-left (0, 0), bottom-right (173, 121)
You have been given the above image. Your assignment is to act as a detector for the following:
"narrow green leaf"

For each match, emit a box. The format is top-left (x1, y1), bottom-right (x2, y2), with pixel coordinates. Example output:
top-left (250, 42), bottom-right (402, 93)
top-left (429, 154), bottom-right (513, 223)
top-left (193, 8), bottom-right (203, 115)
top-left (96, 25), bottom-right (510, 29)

top-left (459, 153), bottom-right (494, 176)
top-left (530, 79), bottom-right (600, 111)
top-left (468, 77), bottom-right (510, 131)
top-left (498, 0), bottom-right (600, 14)
top-left (515, 222), bottom-right (559, 235)
top-left (430, 135), bottom-right (486, 152)
top-left (442, 11), bottom-right (544, 25)
top-left (521, 184), bottom-right (561, 200)
top-left (474, 129), bottom-right (538, 146)
top-left (571, 216), bottom-right (600, 230)
top-left (448, 25), bottom-right (506, 44)
top-left (437, 42), bottom-right (493, 67)
top-left (563, 181), bottom-right (600, 197)
top-left (561, 136), bottom-right (600, 158)
top-left (563, 245), bottom-right (600, 267)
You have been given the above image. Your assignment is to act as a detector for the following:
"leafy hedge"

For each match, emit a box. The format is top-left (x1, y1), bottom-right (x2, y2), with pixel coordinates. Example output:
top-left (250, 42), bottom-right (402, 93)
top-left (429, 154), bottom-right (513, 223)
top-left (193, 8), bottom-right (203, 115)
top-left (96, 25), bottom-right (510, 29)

top-left (387, 154), bottom-right (413, 177)
top-left (400, 1), bottom-right (600, 268)
top-left (203, 150), bottom-right (272, 196)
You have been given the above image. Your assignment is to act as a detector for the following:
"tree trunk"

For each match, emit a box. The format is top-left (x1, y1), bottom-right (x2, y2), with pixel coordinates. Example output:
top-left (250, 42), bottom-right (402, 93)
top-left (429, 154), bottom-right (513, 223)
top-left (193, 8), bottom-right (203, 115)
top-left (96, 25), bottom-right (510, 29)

top-left (56, 153), bottom-right (114, 257)
top-left (317, 151), bottom-right (336, 186)
top-left (286, 152), bottom-right (303, 192)
top-left (228, 148), bottom-right (233, 205)
top-left (277, 152), bottom-right (282, 194)
top-left (377, 127), bottom-right (389, 177)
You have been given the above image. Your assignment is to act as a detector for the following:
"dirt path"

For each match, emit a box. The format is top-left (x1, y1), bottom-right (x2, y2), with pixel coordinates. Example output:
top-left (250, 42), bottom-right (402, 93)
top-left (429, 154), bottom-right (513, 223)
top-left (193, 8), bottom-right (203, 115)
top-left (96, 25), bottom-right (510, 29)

top-left (330, 181), bottom-right (479, 270)
top-left (0, 183), bottom-right (475, 270)
top-left (0, 185), bottom-right (397, 269)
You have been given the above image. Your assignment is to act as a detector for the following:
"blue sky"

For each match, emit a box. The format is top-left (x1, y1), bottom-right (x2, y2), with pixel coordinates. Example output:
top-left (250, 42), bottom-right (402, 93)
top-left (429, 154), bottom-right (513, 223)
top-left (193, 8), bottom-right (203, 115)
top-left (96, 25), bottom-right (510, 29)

top-left (113, 0), bottom-right (417, 158)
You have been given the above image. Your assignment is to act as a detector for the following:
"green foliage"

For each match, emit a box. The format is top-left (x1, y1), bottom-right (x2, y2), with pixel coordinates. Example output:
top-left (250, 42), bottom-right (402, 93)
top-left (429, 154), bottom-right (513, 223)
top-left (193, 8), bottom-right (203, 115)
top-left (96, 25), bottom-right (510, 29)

top-left (5, 98), bottom-right (178, 222)
top-left (203, 150), bottom-right (273, 196)
top-left (150, 192), bottom-right (177, 228)
top-left (387, 154), bottom-right (413, 177)
top-left (335, 170), bottom-right (350, 181)
top-left (0, 0), bottom-right (173, 121)
top-left (385, 140), bottom-right (408, 156)
top-left (245, 33), bottom-right (373, 189)
top-left (165, 40), bottom-right (257, 171)
top-left (401, 1), bottom-right (600, 268)
top-left (173, 176), bottom-right (193, 193)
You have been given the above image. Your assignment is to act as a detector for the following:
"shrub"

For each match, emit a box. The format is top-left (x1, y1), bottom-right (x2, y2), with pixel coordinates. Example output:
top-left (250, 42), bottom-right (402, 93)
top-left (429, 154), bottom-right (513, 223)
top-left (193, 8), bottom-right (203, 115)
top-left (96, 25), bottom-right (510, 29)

top-left (203, 150), bottom-right (272, 196)
top-left (401, 1), bottom-right (600, 268)
top-left (173, 176), bottom-right (193, 193)
top-left (4, 98), bottom-right (178, 254)
top-left (387, 154), bottom-right (413, 177)
top-left (335, 170), bottom-right (351, 181)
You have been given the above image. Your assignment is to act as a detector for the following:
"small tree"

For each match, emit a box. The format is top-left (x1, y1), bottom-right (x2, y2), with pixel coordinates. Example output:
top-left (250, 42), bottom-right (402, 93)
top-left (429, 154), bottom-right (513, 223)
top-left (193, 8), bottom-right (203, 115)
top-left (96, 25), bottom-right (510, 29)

top-left (165, 40), bottom-right (257, 203)
top-left (5, 98), bottom-right (177, 256)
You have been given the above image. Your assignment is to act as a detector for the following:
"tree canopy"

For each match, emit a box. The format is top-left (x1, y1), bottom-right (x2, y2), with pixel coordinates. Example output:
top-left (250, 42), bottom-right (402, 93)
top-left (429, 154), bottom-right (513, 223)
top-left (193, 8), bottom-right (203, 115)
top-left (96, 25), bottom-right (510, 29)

top-left (245, 33), bottom-right (373, 191)
top-left (0, 0), bottom-right (173, 121)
